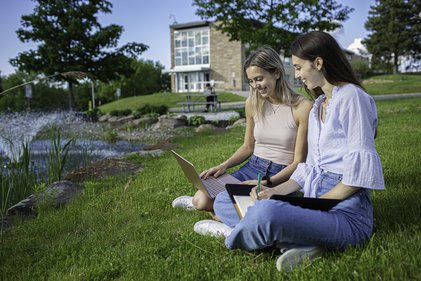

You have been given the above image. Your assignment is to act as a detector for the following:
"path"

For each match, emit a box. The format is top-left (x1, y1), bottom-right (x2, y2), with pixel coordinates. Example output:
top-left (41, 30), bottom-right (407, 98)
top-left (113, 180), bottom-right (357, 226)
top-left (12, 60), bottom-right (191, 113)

top-left (169, 91), bottom-right (421, 114)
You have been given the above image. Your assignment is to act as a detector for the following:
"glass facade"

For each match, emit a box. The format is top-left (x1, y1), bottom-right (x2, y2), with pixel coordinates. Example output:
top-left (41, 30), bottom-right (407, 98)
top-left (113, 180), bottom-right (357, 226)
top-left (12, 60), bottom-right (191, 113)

top-left (173, 26), bottom-right (210, 92)
top-left (174, 27), bottom-right (209, 66)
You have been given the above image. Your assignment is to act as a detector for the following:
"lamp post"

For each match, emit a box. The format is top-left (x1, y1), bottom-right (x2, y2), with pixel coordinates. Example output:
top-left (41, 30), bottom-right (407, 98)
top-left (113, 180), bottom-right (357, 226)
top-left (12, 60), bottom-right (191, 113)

top-left (90, 80), bottom-right (95, 109)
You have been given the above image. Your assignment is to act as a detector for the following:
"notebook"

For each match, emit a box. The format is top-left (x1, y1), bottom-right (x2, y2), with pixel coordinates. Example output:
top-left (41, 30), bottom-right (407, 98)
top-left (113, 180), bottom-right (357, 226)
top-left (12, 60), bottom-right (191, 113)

top-left (171, 150), bottom-right (240, 199)
top-left (225, 184), bottom-right (342, 218)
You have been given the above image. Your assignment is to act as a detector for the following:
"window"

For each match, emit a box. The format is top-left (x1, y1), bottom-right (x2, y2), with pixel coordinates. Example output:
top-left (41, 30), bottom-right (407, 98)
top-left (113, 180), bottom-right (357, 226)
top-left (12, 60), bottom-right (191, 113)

top-left (174, 27), bottom-right (210, 66)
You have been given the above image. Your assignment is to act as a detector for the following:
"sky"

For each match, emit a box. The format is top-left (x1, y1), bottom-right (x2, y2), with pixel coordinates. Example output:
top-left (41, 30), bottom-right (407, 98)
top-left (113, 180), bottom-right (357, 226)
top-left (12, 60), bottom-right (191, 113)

top-left (0, 0), bottom-right (375, 76)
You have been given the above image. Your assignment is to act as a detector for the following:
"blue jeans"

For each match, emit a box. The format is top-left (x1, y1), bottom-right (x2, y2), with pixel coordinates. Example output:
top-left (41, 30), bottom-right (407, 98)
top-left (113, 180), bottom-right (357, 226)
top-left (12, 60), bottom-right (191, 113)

top-left (214, 155), bottom-right (285, 227)
top-left (230, 154), bottom-right (286, 182)
top-left (215, 170), bottom-right (373, 251)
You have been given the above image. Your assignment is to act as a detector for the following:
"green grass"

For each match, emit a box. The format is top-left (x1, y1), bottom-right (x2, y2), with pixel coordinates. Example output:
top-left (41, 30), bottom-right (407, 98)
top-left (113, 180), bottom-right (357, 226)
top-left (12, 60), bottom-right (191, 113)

top-left (1, 97), bottom-right (421, 280)
top-left (363, 73), bottom-right (421, 95)
top-left (98, 74), bottom-right (421, 115)
top-left (98, 91), bottom-right (246, 113)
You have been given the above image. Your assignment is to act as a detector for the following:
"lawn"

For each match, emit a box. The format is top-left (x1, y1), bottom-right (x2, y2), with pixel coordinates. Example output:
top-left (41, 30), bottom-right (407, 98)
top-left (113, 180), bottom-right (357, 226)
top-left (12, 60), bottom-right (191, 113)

top-left (97, 73), bottom-right (421, 115)
top-left (1, 97), bottom-right (420, 280)
top-left (98, 91), bottom-right (246, 113)
top-left (363, 73), bottom-right (421, 95)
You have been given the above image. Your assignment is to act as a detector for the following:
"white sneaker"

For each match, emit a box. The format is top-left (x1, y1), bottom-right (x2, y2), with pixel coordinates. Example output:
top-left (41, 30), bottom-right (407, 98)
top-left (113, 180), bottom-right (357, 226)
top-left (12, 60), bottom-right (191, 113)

top-left (194, 220), bottom-right (233, 238)
top-left (276, 245), bottom-right (321, 272)
top-left (172, 196), bottom-right (195, 211)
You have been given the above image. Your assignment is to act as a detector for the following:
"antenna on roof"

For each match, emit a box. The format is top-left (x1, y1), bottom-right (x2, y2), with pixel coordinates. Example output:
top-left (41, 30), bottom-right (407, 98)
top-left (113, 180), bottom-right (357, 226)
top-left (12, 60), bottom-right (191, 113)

top-left (169, 14), bottom-right (178, 25)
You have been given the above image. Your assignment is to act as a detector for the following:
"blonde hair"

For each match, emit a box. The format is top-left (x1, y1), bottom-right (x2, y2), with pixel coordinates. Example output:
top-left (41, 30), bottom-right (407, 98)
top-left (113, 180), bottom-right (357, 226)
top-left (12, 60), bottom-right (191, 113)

top-left (244, 46), bottom-right (304, 120)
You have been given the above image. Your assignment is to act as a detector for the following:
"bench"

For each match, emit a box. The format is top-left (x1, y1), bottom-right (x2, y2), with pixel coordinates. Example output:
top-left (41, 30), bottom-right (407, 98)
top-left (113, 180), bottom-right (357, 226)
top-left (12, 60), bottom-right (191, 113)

top-left (177, 101), bottom-right (221, 112)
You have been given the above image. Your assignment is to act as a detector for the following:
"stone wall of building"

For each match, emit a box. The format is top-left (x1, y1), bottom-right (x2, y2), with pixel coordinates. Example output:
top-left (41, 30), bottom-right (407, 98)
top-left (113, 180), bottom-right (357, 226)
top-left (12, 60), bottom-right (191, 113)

top-left (209, 23), bottom-right (247, 91)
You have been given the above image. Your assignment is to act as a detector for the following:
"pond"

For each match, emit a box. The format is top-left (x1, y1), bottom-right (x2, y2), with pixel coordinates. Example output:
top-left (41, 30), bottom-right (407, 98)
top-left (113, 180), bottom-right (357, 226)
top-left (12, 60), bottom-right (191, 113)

top-left (0, 111), bottom-right (145, 175)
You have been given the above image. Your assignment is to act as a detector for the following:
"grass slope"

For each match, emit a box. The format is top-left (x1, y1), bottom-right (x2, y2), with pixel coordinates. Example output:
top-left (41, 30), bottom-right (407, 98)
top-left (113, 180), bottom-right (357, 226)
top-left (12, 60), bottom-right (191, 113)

top-left (1, 98), bottom-right (421, 280)
top-left (98, 74), bottom-right (421, 114)
top-left (98, 91), bottom-right (246, 113)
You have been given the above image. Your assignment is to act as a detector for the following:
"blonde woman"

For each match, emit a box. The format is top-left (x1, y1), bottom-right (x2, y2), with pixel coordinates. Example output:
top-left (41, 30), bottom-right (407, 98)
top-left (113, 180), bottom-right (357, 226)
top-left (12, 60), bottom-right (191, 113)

top-left (172, 46), bottom-right (312, 212)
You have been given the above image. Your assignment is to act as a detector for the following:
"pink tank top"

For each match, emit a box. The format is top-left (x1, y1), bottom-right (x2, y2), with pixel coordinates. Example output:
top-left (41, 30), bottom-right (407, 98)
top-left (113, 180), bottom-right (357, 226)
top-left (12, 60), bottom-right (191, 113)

top-left (253, 101), bottom-right (298, 165)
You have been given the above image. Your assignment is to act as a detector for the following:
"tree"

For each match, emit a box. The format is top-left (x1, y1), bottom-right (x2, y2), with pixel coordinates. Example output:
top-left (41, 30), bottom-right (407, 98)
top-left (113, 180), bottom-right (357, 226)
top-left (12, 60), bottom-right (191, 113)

top-left (193, 0), bottom-right (353, 53)
top-left (10, 0), bottom-right (148, 109)
top-left (363, 0), bottom-right (421, 74)
top-left (121, 60), bottom-right (165, 97)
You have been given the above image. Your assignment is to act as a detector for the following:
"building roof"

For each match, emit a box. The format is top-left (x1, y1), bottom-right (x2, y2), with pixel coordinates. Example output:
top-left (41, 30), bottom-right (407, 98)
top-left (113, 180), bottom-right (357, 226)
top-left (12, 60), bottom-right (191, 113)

top-left (170, 21), bottom-right (211, 30)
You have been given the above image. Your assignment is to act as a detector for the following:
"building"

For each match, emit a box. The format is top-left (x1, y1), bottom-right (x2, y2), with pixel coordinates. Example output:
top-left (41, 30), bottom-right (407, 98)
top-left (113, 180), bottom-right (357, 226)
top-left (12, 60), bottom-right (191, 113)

top-left (168, 21), bottom-right (245, 93)
top-left (168, 21), bottom-right (296, 93)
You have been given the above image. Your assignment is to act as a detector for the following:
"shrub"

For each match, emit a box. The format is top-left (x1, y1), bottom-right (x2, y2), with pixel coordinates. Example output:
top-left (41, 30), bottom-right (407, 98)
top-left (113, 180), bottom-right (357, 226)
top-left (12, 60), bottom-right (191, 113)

top-left (137, 104), bottom-right (168, 116)
top-left (110, 110), bottom-right (119, 117)
top-left (188, 115), bottom-right (206, 126)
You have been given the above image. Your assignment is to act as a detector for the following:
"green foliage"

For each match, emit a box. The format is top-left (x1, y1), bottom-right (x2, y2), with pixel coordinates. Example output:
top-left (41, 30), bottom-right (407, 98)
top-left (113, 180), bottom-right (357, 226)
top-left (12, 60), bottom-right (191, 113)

top-left (109, 109), bottom-right (132, 117)
top-left (46, 129), bottom-right (75, 184)
top-left (363, 0), bottom-right (421, 74)
top-left (351, 59), bottom-right (370, 79)
top-left (103, 129), bottom-right (118, 143)
top-left (121, 59), bottom-right (166, 97)
top-left (85, 107), bottom-right (102, 121)
top-left (193, 0), bottom-right (353, 52)
top-left (0, 139), bottom-right (38, 217)
top-left (10, 0), bottom-right (149, 108)
top-left (187, 115), bottom-right (206, 126)
top-left (137, 104), bottom-right (169, 115)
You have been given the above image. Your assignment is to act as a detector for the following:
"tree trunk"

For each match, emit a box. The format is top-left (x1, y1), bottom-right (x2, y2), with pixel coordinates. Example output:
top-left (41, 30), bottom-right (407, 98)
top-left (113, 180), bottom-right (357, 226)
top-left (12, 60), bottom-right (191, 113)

top-left (68, 81), bottom-right (75, 110)
top-left (393, 53), bottom-right (399, 74)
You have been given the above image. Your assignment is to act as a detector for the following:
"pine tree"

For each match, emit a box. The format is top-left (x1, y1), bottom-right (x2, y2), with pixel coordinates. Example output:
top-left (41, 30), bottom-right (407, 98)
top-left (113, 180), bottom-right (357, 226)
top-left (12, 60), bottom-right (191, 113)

top-left (363, 0), bottom-right (421, 73)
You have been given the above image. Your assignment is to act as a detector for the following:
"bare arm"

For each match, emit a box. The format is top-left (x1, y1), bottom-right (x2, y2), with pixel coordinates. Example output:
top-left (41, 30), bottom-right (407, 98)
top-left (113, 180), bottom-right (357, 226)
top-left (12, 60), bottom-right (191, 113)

top-left (320, 182), bottom-right (360, 200)
top-left (201, 98), bottom-right (255, 178)
top-left (250, 179), bottom-right (301, 201)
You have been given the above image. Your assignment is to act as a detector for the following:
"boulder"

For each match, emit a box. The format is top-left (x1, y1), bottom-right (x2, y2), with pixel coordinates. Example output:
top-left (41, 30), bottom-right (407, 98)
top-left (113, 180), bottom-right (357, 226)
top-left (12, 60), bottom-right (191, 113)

top-left (7, 180), bottom-right (82, 216)
top-left (226, 118), bottom-right (246, 130)
top-left (152, 116), bottom-right (187, 130)
top-left (196, 124), bottom-right (217, 133)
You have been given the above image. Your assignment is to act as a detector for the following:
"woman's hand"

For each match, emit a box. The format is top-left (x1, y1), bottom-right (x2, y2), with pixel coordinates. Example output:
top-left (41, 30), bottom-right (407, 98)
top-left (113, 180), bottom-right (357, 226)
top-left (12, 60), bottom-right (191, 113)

top-left (200, 164), bottom-right (227, 179)
top-left (250, 185), bottom-right (276, 201)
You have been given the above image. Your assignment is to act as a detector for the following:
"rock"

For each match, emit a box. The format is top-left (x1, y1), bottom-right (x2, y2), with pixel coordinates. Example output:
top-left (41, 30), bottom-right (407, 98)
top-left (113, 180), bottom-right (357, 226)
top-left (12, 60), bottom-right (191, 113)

top-left (107, 116), bottom-right (120, 123)
top-left (7, 180), bottom-right (82, 216)
top-left (131, 116), bottom-right (158, 127)
top-left (196, 124), bottom-right (217, 133)
top-left (152, 116), bottom-right (187, 130)
top-left (226, 118), bottom-right (246, 130)
top-left (98, 114), bottom-right (110, 122)
top-left (117, 115), bottom-right (134, 122)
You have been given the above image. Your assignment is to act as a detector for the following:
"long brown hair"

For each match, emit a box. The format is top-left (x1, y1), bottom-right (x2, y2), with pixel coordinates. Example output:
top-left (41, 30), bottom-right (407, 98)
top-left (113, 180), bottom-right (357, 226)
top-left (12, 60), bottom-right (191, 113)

top-left (243, 46), bottom-right (304, 120)
top-left (291, 31), bottom-right (364, 99)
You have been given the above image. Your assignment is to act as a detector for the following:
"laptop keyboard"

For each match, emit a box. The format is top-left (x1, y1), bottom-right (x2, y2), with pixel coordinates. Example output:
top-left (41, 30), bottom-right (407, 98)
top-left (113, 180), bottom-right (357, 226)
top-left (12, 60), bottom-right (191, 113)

top-left (203, 177), bottom-right (226, 198)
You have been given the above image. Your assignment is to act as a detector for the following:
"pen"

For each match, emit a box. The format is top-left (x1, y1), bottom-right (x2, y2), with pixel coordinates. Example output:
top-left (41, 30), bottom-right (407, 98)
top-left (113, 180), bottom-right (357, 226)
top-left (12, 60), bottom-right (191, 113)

top-left (257, 172), bottom-right (261, 199)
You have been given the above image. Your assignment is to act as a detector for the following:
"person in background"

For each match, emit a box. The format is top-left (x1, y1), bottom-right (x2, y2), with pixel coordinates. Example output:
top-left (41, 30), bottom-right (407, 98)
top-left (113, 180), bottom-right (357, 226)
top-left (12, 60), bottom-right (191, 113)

top-left (172, 46), bottom-right (312, 214)
top-left (204, 83), bottom-right (216, 112)
top-left (193, 31), bottom-right (385, 272)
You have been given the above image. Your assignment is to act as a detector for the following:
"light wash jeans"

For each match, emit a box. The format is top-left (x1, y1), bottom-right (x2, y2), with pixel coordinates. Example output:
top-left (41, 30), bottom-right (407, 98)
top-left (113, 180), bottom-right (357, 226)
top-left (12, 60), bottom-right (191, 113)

top-left (214, 170), bottom-right (374, 251)
top-left (230, 154), bottom-right (286, 182)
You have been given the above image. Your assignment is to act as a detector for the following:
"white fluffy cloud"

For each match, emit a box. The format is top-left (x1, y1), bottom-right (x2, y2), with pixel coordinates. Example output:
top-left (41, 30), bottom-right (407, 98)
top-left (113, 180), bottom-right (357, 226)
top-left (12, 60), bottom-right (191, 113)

top-left (347, 38), bottom-right (369, 56)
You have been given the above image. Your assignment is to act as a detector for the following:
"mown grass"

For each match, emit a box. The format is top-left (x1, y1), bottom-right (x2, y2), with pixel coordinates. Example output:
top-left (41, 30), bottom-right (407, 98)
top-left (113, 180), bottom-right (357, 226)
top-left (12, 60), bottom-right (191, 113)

top-left (98, 91), bottom-right (246, 113)
top-left (1, 97), bottom-right (421, 280)
top-left (363, 73), bottom-right (421, 95)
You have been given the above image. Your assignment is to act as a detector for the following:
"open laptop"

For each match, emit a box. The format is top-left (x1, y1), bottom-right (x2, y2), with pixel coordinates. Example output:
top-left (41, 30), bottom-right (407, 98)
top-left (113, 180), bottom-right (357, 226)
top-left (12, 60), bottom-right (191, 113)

top-left (171, 150), bottom-right (240, 198)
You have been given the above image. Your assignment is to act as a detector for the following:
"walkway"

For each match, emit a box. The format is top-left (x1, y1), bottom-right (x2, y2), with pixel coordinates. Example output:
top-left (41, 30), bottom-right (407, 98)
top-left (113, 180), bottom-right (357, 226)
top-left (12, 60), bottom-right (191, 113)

top-left (169, 92), bottom-right (421, 113)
